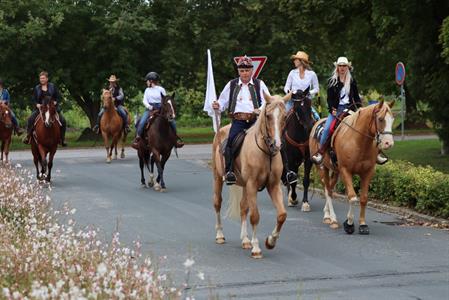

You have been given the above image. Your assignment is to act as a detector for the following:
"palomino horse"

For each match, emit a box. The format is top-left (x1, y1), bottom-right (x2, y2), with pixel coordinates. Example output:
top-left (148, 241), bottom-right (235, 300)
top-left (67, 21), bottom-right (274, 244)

top-left (0, 103), bottom-right (13, 163)
top-left (100, 89), bottom-right (129, 163)
top-left (138, 93), bottom-right (176, 191)
top-left (283, 88), bottom-right (315, 211)
top-left (212, 93), bottom-right (291, 259)
top-left (309, 101), bottom-right (395, 234)
top-left (31, 97), bottom-right (61, 182)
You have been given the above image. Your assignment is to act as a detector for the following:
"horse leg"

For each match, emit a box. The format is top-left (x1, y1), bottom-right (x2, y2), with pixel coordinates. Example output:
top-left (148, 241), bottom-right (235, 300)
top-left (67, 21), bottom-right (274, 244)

top-left (139, 154), bottom-right (146, 186)
top-left (120, 132), bottom-right (126, 159)
top-left (5, 138), bottom-right (11, 163)
top-left (319, 167), bottom-right (339, 228)
top-left (111, 136), bottom-right (118, 160)
top-left (152, 151), bottom-right (162, 191)
top-left (358, 169), bottom-right (375, 235)
top-left (33, 155), bottom-right (40, 180)
top-left (339, 168), bottom-right (358, 234)
top-left (265, 183), bottom-right (287, 250)
top-left (103, 133), bottom-right (111, 163)
top-left (246, 183), bottom-right (262, 259)
top-left (301, 159), bottom-right (313, 212)
top-left (240, 188), bottom-right (251, 249)
top-left (213, 166), bottom-right (225, 244)
top-left (0, 140), bottom-right (4, 162)
top-left (158, 152), bottom-right (171, 191)
top-left (46, 150), bottom-right (56, 183)
top-left (38, 145), bottom-right (47, 180)
top-left (148, 154), bottom-right (155, 187)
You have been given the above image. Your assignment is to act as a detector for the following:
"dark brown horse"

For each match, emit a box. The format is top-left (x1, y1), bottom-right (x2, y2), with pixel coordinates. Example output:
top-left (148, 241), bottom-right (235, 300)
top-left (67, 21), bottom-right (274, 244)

top-left (0, 103), bottom-right (13, 163)
top-left (138, 93), bottom-right (176, 191)
top-left (31, 97), bottom-right (61, 182)
top-left (283, 88), bottom-right (315, 211)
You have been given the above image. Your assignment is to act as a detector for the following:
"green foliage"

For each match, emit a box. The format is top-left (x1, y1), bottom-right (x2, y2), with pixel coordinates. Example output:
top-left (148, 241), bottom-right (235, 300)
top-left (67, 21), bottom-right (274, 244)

top-left (335, 161), bottom-right (449, 219)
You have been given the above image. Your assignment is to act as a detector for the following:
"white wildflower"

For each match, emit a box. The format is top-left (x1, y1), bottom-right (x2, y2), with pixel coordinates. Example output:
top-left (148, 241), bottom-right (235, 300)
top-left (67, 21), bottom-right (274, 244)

top-left (197, 272), bottom-right (205, 280)
top-left (183, 258), bottom-right (195, 268)
top-left (97, 262), bottom-right (107, 276)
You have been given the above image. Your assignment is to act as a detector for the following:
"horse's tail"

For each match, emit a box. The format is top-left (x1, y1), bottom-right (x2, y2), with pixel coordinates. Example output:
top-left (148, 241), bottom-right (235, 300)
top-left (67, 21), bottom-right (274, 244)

top-left (226, 186), bottom-right (242, 221)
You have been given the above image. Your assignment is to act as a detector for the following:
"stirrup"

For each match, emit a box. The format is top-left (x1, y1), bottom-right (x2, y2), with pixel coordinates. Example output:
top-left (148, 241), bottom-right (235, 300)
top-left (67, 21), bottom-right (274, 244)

top-left (286, 171), bottom-right (298, 185)
top-left (225, 171), bottom-right (237, 185)
top-left (176, 140), bottom-right (184, 148)
top-left (93, 125), bottom-right (100, 134)
top-left (23, 135), bottom-right (31, 144)
top-left (311, 153), bottom-right (323, 164)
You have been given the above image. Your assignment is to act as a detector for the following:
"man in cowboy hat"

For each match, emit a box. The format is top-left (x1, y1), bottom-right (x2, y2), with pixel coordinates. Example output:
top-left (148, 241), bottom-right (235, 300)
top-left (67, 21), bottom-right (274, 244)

top-left (0, 78), bottom-right (23, 136)
top-left (212, 55), bottom-right (297, 185)
top-left (23, 71), bottom-right (67, 146)
top-left (93, 75), bottom-right (130, 134)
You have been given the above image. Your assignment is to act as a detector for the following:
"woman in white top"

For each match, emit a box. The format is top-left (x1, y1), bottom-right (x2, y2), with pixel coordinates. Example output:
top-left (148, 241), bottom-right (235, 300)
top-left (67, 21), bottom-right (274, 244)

top-left (284, 51), bottom-right (320, 120)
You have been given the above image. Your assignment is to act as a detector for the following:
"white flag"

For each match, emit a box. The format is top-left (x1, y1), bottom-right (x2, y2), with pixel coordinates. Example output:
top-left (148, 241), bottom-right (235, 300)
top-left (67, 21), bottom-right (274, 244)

top-left (203, 49), bottom-right (220, 132)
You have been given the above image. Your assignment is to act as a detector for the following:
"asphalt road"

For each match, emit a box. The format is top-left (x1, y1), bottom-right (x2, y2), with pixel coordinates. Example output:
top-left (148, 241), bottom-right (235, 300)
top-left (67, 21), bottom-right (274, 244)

top-left (12, 145), bottom-right (449, 300)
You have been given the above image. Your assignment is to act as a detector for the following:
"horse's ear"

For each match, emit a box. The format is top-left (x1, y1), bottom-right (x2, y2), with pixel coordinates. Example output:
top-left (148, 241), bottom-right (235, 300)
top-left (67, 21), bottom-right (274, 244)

top-left (161, 92), bottom-right (166, 100)
top-left (171, 92), bottom-right (175, 99)
top-left (304, 86), bottom-right (310, 95)
top-left (388, 99), bottom-right (395, 108)
top-left (282, 91), bottom-right (293, 103)
top-left (375, 100), bottom-right (385, 109)
top-left (264, 92), bottom-right (273, 104)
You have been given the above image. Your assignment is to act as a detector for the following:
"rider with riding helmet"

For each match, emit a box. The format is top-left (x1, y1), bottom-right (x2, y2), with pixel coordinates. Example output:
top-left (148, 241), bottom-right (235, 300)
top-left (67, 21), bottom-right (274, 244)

top-left (0, 78), bottom-right (23, 136)
top-left (212, 55), bottom-right (297, 185)
top-left (131, 71), bottom-right (184, 149)
top-left (311, 56), bottom-right (388, 165)
top-left (284, 51), bottom-right (320, 121)
top-left (23, 71), bottom-right (67, 146)
top-left (93, 75), bottom-right (130, 134)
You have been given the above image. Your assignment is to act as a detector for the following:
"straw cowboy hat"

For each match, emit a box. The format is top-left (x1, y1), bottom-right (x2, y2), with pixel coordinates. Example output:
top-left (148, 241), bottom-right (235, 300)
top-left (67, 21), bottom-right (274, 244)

top-left (290, 51), bottom-right (311, 64)
top-left (107, 75), bottom-right (119, 82)
top-left (334, 56), bottom-right (352, 67)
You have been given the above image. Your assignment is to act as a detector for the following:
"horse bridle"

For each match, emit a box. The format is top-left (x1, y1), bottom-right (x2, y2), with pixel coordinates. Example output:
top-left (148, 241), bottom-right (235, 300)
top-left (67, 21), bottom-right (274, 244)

top-left (0, 106), bottom-right (12, 126)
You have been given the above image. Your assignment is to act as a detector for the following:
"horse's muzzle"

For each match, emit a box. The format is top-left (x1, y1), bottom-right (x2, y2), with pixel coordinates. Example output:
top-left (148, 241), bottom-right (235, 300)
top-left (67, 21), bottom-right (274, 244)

top-left (4, 123), bottom-right (12, 129)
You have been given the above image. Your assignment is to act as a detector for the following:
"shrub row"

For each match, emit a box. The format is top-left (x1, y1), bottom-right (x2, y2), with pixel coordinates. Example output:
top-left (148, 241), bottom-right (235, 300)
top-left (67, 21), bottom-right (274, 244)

top-left (335, 161), bottom-right (449, 219)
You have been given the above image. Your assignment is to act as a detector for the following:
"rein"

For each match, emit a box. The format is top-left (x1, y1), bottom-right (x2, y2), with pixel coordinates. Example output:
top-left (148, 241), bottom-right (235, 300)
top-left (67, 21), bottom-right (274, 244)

top-left (254, 106), bottom-right (281, 172)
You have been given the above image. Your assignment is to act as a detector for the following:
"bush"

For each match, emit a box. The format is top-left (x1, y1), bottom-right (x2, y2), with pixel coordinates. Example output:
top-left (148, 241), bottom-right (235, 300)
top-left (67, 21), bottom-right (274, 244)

top-left (334, 161), bottom-right (449, 219)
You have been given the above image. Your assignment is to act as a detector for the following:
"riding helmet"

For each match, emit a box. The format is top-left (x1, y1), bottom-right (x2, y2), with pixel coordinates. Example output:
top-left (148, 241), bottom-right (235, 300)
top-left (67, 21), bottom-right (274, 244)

top-left (145, 72), bottom-right (160, 81)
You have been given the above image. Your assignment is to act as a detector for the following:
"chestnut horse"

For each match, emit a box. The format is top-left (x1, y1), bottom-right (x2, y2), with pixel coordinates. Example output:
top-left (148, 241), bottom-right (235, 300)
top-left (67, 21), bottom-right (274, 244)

top-left (212, 93), bottom-right (290, 259)
top-left (309, 101), bottom-right (395, 234)
top-left (138, 93), bottom-right (176, 191)
top-left (100, 89), bottom-right (129, 163)
top-left (283, 88), bottom-right (315, 211)
top-left (31, 97), bottom-right (61, 182)
top-left (0, 103), bottom-right (13, 163)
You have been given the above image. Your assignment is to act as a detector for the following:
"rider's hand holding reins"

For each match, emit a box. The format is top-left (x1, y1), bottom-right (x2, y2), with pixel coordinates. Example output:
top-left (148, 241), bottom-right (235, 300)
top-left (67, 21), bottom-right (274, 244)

top-left (253, 108), bottom-right (261, 115)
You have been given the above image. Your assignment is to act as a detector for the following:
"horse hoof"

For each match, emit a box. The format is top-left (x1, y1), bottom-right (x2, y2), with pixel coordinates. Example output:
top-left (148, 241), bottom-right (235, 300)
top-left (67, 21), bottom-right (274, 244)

top-left (242, 242), bottom-right (252, 250)
top-left (359, 224), bottom-right (370, 235)
top-left (265, 237), bottom-right (275, 250)
top-left (288, 198), bottom-right (299, 207)
top-left (216, 237), bottom-right (226, 244)
top-left (160, 188), bottom-right (166, 193)
top-left (301, 202), bottom-right (311, 212)
top-left (148, 181), bottom-right (154, 188)
top-left (323, 218), bottom-right (332, 224)
top-left (120, 153), bottom-right (125, 159)
top-left (251, 251), bottom-right (263, 259)
top-left (154, 185), bottom-right (161, 191)
top-left (141, 183), bottom-right (147, 188)
top-left (113, 155), bottom-right (117, 160)
top-left (343, 219), bottom-right (355, 234)
top-left (329, 221), bottom-right (339, 229)
top-left (106, 158), bottom-right (111, 163)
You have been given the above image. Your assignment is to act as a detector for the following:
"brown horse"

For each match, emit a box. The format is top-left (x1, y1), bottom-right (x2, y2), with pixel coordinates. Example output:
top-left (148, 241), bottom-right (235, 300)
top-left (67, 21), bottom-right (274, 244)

top-left (0, 103), bottom-right (13, 163)
top-left (138, 93), bottom-right (176, 191)
top-left (212, 93), bottom-right (290, 259)
top-left (100, 89), bottom-right (129, 163)
top-left (31, 97), bottom-right (61, 182)
top-left (309, 101), bottom-right (395, 234)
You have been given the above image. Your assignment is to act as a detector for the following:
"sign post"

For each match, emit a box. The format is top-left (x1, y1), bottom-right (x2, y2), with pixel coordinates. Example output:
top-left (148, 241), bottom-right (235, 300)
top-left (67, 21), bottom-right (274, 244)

top-left (395, 62), bottom-right (406, 141)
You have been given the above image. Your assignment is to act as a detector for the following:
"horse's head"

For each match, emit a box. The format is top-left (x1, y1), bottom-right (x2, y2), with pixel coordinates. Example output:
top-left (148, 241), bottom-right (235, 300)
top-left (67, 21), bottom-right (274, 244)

top-left (373, 100), bottom-right (395, 150)
top-left (259, 93), bottom-right (288, 154)
top-left (40, 96), bottom-right (58, 128)
top-left (0, 103), bottom-right (13, 129)
top-left (102, 89), bottom-right (113, 109)
top-left (161, 92), bottom-right (176, 121)
top-left (291, 87), bottom-right (314, 132)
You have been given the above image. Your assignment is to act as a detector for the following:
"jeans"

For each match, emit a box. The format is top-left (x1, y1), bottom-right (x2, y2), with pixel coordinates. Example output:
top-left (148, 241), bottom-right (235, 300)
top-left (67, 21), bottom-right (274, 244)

top-left (226, 119), bottom-right (255, 148)
top-left (285, 100), bottom-right (320, 121)
top-left (10, 110), bottom-right (19, 127)
top-left (136, 103), bottom-right (161, 137)
top-left (319, 104), bottom-right (349, 145)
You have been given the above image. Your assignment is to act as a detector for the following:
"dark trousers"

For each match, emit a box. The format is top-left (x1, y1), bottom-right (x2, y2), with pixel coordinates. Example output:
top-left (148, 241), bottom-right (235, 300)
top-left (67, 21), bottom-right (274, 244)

top-left (225, 119), bottom-right (255, 172)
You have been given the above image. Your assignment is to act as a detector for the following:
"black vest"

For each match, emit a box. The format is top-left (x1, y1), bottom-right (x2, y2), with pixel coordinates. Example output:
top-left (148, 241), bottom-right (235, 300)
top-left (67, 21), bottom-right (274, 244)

top-left (228, 78), bottom-right (262, 114)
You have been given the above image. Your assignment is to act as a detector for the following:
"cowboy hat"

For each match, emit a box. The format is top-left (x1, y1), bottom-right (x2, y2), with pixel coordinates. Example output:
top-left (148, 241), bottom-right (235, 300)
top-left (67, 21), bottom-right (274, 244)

top-left (290, 51), bottom-right (311, 64)
top-left (334, 56), bottom-right (352, 67)
top-left (107, 75), bottom-right (119, 82)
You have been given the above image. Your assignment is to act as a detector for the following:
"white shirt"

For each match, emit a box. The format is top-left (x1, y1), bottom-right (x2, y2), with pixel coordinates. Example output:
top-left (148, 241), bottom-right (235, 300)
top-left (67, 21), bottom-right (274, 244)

top-left (142, 85), bottom-right (166, 109)
top-left (217, 78), bottom-right (270, 113)
top-left (339, 87), bottom-right (350, 105)
top-left (283, 69), bottom-right (319, 97)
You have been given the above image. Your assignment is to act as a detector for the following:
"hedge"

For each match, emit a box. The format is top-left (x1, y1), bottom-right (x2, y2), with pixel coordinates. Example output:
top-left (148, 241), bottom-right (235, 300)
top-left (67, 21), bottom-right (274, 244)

top-left (335, 161), bottom-right (449, 219)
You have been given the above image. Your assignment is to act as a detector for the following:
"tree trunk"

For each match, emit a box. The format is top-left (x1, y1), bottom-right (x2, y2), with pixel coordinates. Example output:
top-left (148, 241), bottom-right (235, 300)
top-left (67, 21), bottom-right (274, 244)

top-left (442, 140), bottom-right (449, 155)
top-left (72, 94), bottom-right (100, 129)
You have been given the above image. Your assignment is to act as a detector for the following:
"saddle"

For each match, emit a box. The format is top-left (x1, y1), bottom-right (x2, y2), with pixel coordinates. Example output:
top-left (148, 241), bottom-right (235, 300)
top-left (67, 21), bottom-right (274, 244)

top-left (220, 131), bottom-right (247, 157)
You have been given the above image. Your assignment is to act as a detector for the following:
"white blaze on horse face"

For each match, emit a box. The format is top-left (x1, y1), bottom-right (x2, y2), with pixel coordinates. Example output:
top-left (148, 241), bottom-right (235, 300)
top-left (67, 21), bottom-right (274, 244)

top-left (380, 112), bottom-right (394, 150)
top-left (273, 107), bottom-right (282, 149)
top-left (45, 110), bottom-right (50, 125)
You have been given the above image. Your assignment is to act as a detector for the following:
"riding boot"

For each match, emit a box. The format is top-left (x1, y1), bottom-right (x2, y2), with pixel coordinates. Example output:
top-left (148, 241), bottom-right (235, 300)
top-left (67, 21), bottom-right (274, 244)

top-left (92, 115), bottom-right (101, 134)
top-left (14, 126), bottom-right (24, 136)
top-left (169, 120), bottom-right (184, 148)
top-left (280, 146), bottom-right (297, 186)
top-left (22, 119), bottom-right (34, 144)
top-left (60, 124), bottom-right (67, 147)
top-left (131, 136), bottom-right (141, 150)
top-left (311, 137), bottom-right (331, 165)
top-left (224, 146), bottom-right (236, 185)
